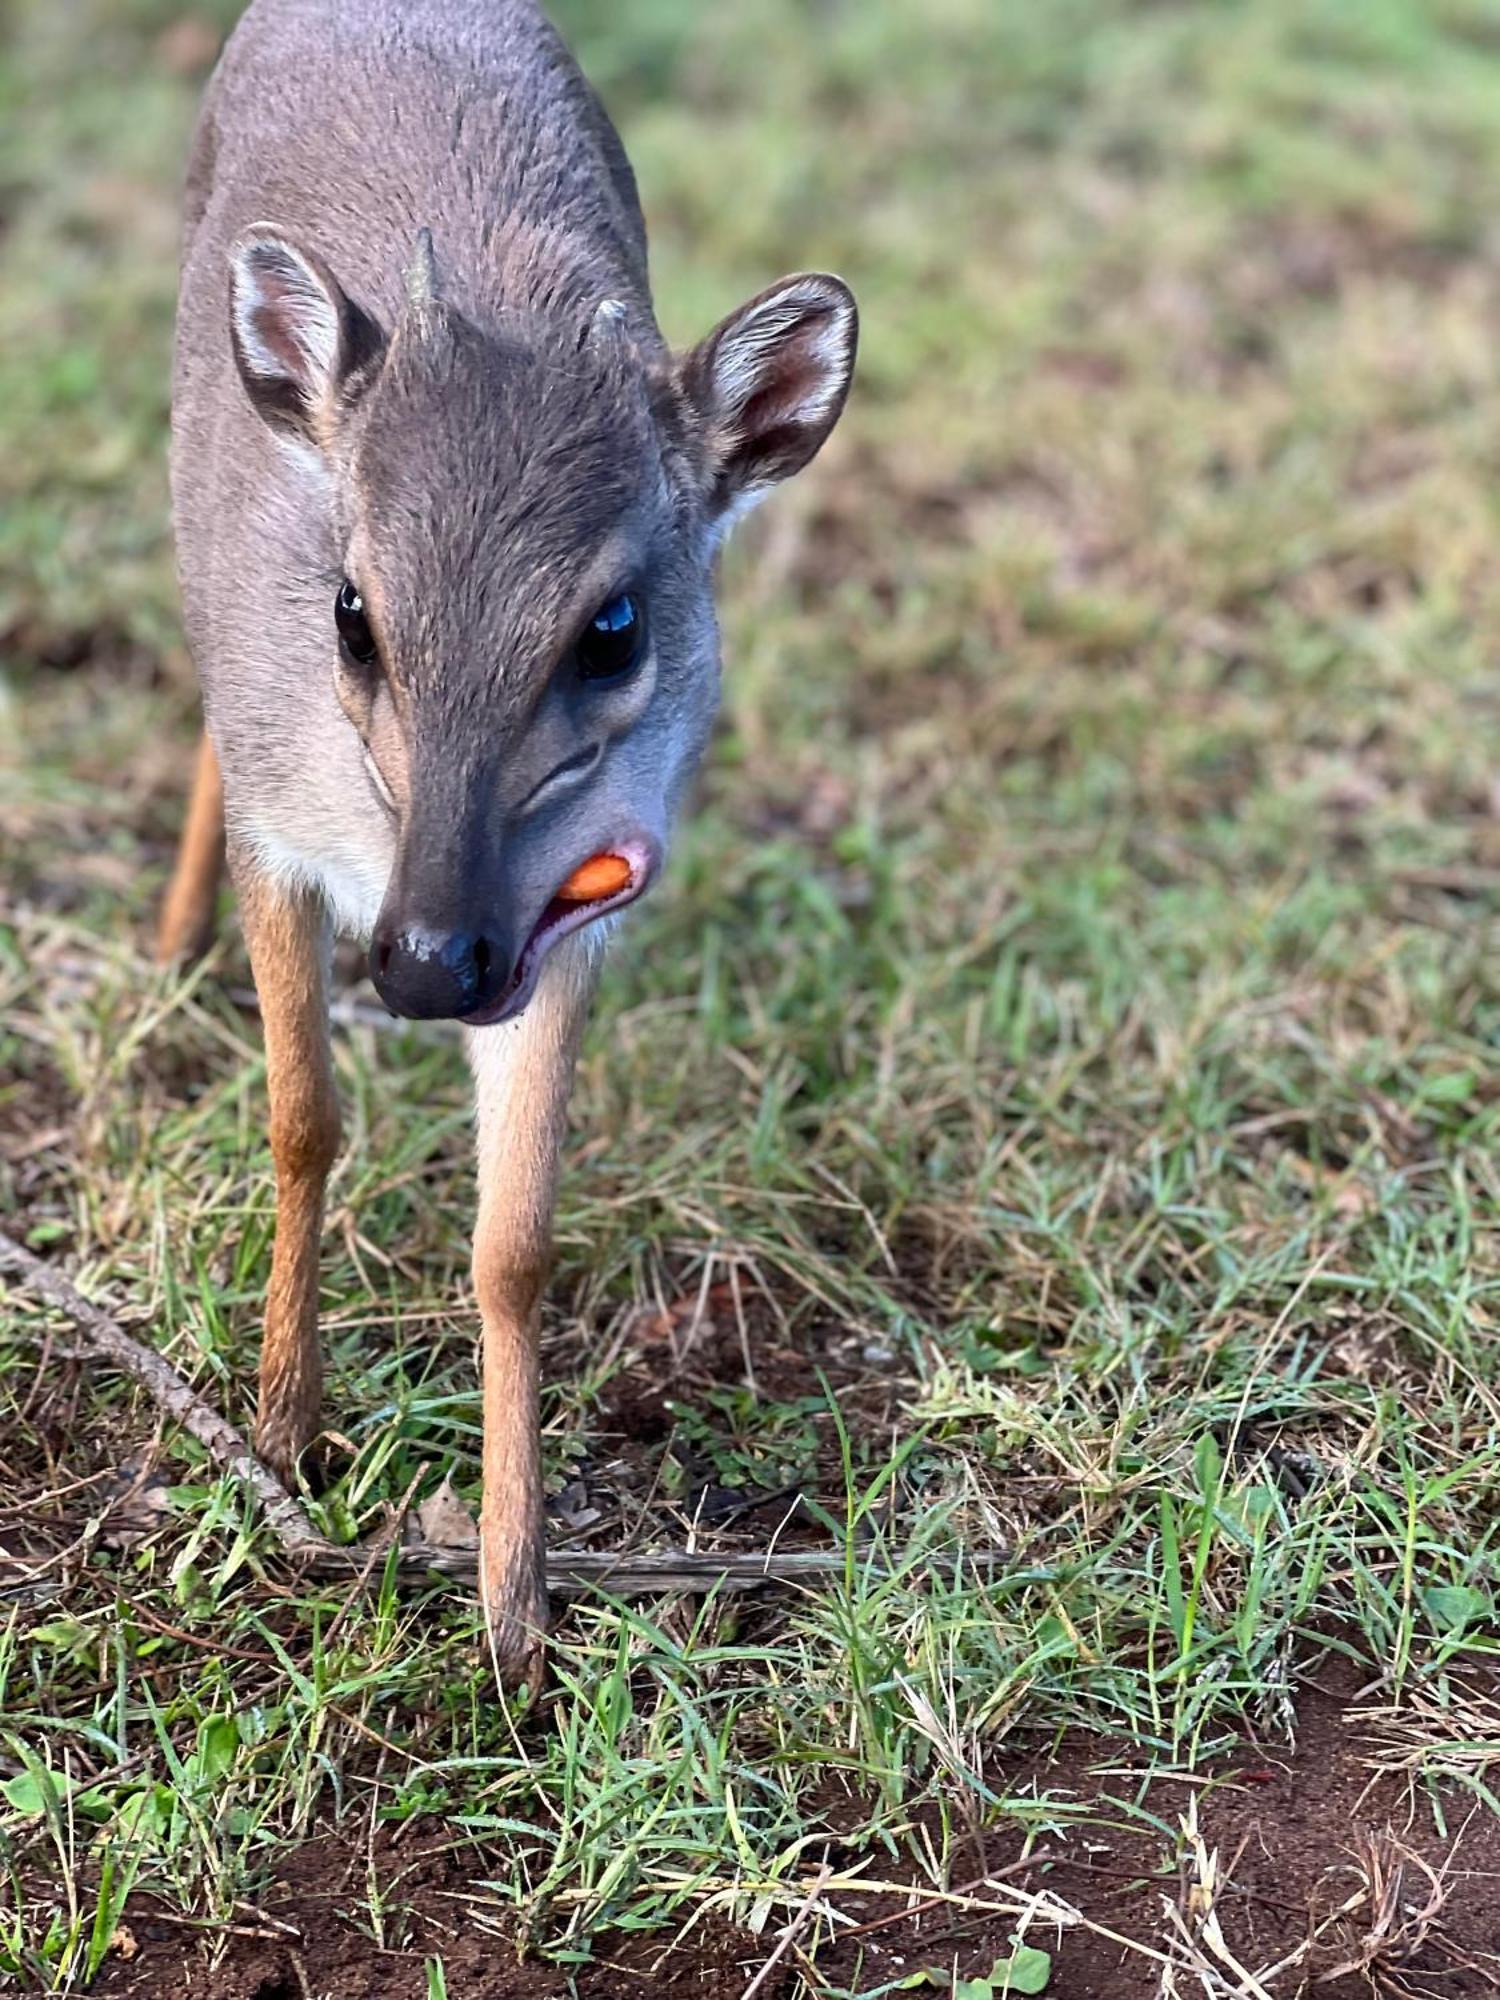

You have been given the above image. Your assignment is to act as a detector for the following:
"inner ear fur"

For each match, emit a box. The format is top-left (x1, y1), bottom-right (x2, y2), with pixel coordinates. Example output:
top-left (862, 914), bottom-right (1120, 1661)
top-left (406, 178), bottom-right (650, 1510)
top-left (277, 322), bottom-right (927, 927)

top-left (229, 227), bottom-right (384, 441)
top-left (679, 272), bottom-right (858, 519)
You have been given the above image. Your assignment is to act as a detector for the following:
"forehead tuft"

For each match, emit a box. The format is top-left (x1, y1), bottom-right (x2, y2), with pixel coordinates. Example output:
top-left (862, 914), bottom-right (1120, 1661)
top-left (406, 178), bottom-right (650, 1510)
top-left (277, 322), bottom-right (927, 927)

top-left (350, 309), bottom-right (661, 681)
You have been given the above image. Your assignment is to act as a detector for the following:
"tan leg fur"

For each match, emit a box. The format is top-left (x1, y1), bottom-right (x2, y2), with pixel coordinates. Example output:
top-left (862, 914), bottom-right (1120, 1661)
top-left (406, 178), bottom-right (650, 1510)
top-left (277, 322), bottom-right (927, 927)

top-left (232, 850), bottom-right (341, 1482)
top-left (466, 932), bottom-right (599, 1689)
top-left (156, 731), bottom-right (226, 965)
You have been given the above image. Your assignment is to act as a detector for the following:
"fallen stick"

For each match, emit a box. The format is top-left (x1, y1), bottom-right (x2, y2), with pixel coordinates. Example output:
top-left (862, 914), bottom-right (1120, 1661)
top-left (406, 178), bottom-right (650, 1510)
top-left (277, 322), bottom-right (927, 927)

top-left (311, 1540), bottom-right (857, 1595)
top-left (0, 1231), bottom-right (919, 1599)
top-left (0, 1227), bottom-right (328, 1561)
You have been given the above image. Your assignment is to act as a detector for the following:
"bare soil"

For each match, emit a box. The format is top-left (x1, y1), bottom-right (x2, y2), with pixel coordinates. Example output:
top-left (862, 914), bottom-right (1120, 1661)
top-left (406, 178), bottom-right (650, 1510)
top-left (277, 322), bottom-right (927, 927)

top-left (91, 1656), bottom-right (1500, 1999)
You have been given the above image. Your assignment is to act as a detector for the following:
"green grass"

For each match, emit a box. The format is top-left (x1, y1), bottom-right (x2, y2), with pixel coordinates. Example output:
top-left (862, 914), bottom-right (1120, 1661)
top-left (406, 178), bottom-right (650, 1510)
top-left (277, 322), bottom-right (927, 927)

top-left (5, 0), bottom-right (1500, 1989)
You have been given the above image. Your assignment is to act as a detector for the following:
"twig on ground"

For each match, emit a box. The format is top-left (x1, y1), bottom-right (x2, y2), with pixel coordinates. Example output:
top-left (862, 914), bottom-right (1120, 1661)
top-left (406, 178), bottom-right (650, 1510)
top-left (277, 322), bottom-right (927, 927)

top-left (835, 1854), bottom-right (1055, 1942)
top-left (0, 1227), bottom-right (328, 1559)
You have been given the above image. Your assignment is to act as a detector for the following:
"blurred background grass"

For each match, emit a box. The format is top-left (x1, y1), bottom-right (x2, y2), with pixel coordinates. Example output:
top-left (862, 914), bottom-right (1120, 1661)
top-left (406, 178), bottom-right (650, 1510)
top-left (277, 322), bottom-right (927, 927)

top-left (5, 0), bottom-right (1500, 1989)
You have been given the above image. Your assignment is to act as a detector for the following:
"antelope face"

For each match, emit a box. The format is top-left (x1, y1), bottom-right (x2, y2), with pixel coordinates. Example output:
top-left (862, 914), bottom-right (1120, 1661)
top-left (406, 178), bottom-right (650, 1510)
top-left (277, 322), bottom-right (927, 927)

top-left (229, 229), bottom-right (857, 1021)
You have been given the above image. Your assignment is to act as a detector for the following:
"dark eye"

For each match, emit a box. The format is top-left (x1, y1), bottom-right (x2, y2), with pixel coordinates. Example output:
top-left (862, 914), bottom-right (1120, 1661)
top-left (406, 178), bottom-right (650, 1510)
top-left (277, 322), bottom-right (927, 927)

top-left (575, 592), bottom-right (645, 682)
top-left (335, 579), bottom-right (378, 667)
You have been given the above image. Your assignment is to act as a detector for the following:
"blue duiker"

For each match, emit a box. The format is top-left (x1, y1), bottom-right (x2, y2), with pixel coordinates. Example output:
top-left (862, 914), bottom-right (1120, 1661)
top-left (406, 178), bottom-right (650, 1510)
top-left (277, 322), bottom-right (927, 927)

top-left (158, 0), bottom-right (857, 1684)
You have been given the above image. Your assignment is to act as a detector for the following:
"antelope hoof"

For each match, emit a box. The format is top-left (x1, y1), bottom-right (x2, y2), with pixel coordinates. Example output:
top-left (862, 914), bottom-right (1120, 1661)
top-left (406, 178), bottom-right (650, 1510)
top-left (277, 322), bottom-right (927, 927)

top-left (493, 1626), bottom-right (547, 1698)
top-left (486, 1611), bottom-right (549, 1695)
top-left (254, 1411), bottom-right (317, 1490)
top-left (482, 1558), bottom-right (550, 1694)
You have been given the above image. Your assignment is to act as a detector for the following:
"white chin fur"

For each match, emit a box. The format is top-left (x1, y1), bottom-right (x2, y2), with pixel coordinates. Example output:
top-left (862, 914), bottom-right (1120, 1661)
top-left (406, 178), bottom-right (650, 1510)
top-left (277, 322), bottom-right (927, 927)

top-left (244, 828), bottom-right (388, 940)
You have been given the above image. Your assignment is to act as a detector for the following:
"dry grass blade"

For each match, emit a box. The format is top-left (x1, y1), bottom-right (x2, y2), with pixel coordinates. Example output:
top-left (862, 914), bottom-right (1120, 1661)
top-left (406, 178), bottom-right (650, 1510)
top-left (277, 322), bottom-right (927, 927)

top-left (739, 1863), bottom-right (833, 1999)
top-left (1158, 1799), bottom-right (1277, 2000)
top-left (1354, 1687), bottom-right (1500, 1785)
top-left (1316, 1830), bottom-right (1445, 1989)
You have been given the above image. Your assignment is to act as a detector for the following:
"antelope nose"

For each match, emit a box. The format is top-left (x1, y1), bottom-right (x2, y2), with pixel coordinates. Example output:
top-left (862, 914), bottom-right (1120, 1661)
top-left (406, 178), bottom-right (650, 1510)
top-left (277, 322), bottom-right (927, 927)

top-left (369, 924), bottom-right (505, 1021)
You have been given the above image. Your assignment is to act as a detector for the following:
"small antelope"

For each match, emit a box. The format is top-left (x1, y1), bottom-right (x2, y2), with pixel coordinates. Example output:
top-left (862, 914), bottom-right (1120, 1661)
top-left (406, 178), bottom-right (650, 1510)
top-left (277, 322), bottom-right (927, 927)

top-left (157, 0), bottom-right (857, 1681)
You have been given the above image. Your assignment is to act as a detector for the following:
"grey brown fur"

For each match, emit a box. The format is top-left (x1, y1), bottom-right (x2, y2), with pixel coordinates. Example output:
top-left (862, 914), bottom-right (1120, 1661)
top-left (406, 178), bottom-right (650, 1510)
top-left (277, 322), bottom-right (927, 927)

top-left (165, 0), bottom-right (856, 1680)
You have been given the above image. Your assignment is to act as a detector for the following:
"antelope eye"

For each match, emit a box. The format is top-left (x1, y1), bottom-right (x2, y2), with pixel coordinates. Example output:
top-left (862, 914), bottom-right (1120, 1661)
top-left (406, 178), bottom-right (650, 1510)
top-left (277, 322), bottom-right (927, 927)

top-left (575, 591), bottom-right (644, 682)
top-left (335, 579), bottom-right (378, 667)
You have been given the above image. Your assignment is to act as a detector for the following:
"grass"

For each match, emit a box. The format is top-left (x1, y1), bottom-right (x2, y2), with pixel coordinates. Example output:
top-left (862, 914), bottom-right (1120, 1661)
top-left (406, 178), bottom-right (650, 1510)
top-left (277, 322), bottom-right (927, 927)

top-left (4, 0), bottom-right (1500, 1989)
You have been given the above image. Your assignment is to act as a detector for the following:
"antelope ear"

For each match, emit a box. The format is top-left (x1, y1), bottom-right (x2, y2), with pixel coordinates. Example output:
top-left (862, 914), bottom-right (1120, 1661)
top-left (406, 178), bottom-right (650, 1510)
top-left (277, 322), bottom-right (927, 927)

top-left (229, 227), bottom-right (382, 441)
top-left (679, 272), bottom-right (857, 526)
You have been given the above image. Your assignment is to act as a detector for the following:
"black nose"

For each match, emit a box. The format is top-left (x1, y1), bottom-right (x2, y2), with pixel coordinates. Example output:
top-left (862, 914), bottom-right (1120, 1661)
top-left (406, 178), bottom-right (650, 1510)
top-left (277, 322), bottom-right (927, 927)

top-left (369, 924), bottom-right (506, 1020)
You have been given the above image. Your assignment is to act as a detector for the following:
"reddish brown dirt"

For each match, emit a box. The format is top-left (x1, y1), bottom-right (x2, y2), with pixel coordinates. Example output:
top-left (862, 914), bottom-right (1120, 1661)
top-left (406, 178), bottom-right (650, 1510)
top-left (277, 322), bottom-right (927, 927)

top-left (90, 1657), bottom-right (1500, 1999)
top-left (816, 1658), bottom-right (1500, 1999)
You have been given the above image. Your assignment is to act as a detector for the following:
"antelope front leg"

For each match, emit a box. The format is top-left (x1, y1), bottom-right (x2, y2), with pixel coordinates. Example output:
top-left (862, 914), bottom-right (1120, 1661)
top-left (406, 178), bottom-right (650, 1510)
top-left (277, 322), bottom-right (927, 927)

top-left (466, 934), bottom-right (599, 1688)
top-left (232, 850), bottom-right (340, 1482)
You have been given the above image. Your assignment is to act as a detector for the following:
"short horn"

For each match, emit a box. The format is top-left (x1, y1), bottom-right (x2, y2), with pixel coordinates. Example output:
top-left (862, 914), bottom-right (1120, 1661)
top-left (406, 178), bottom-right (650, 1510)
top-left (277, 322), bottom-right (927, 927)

top-left (405, 228), bottom-right (439, 310)
top-left (582, 295), bottom-right (630, 354)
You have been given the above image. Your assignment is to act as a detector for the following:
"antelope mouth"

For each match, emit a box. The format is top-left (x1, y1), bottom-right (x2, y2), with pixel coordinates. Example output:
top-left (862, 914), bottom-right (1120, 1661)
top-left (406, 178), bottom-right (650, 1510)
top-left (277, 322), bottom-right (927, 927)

top-left (462, 839), bottom-right (656, 1029)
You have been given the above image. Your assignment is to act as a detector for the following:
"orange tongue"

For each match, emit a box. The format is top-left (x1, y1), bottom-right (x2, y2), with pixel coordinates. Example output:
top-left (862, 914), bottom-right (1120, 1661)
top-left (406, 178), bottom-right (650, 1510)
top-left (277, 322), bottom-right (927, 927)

top-left (556, 852), bottom-right (632, 903)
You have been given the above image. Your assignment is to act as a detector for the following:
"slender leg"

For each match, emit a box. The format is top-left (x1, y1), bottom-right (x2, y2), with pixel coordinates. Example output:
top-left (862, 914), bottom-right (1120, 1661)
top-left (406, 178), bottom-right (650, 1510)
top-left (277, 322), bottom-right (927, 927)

top-left (231, 849), bottom-right (341, 1482)
top-left (156, 731), bottom-right (226, 965)
top-left (466, 933), bottom-right (599, 1688)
